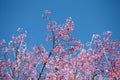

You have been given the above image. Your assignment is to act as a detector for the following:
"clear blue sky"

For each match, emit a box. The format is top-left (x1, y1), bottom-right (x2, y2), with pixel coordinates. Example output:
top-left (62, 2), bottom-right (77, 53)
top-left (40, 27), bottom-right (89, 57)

top-left (0, 0), bottom-right (120, 50)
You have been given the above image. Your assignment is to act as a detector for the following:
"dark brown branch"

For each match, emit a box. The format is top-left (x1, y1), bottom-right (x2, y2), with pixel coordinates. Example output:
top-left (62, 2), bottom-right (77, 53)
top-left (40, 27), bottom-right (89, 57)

top-left (38, 51), bottom-right (52, 80)
top-left (91, 73), bottom-right (97, 80)
top-left (38, 30), bottom-right (55, 80)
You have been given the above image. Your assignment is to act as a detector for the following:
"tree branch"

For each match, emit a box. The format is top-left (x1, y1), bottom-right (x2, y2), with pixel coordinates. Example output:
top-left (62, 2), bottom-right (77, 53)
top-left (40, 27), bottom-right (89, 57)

top-left (38, 30), bottom-right (55, 80)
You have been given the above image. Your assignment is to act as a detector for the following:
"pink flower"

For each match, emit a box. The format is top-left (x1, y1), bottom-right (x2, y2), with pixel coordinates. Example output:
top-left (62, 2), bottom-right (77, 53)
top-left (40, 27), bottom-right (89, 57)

top-left (26, 64), bottom-right (33, 71)
top-left (42, 10), bottom-right (51, 19)
top-left (80, 49), bottom-right (86, 54)
top-left (57, 27), bottom-right (70, 39)
top-left (8, 41), bottom-right (14, 50)
top-left (2, 47), bottom-right (10, 55)
top-left (115, 59), bottom-right (120, 67)
top-left (2, 73), bottom-right (13, 80)
top-left (33, 46), bottom-right (40, 56)
top-left (75, 40), bottom-right (82, 50)
top-left (59, 29), bottom-right (66, 37)
top-left (21, 33), bottom-right (27, 38)
top-left (45, 10), bottom-right (51, 15)
top-left (12, 35), bottom-right (16, 41)
top-left (0, 58), bottom-right (2, 63)
top-left (46, 37), bottom-right (51, 42)
top-left (115, 40), bottom-right (120, 47)
top-left (17, 27), bottom-right (22, 32)
top-left (0, 39), bottom-right (6, 47)
top-left (102, 62), bottom-right (107, 67)
top-left (0, 63), bottom-right (6, 71)
top-left (64, 17), bottom-right (74, 33)
top-left (69, 46), bottom-right (75, 54)
top-left (25, 51), bottom-right (31, 57)
top-left (12, 35), bottom-right (22, 43)
top-left (66, 17), bottom-right (73, 25)
top-left (41, 56), bottom-right (49, 63)
top-left (103, 31), bottom-right (112, 37)
top-left (19, 56), bottom-right (25, 61)
top-left (53, 44), bottom-right (64, 53)
top-left (93, 34), bottom-right (100, 39)
top-left (61, 50), bottom-right (66, 55)
top-left (29, 56), bottom-right (36, 64)
top-left (31, 69), bottom-right (36, 76)
top-left (97, 49), bottom-right (102, 58)
top-left (23, 71), bottom-right (28, 77)
top-left (46, 73), bottom-right (55, 79)
top-left (64, 24), bottom-right (74, 33)
top-left (39, 44), bottom-right (47, 54)
top-left (6, 59), bottom-right (11, 66)
top-left (47, 21), bottom-right (56, 30)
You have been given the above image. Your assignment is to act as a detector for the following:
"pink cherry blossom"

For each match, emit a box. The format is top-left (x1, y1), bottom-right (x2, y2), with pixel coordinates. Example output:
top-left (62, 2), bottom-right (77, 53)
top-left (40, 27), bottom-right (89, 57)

top-left (0, 39), bottom-right (6, 47)
top-left (103, 31), bottom-right (112, 37)
top-left (42, 10), bottom-right (51, 19)
top-left (93, 34), bottom-right (100, 39)
top-left (46, 37), bottom-right (51, 42)
top-left (47, 21), bottom-right (56, 30)
top-left (17, 27), bottom-right (23, 32)
top-left (69, 46), bottom-right (75, 54)
top-left (0, 10), bottom-right (120, 80)
top-left (53, 44), bottom-right (64, 53)
top-left (33, 46), bottom-right (41, 56)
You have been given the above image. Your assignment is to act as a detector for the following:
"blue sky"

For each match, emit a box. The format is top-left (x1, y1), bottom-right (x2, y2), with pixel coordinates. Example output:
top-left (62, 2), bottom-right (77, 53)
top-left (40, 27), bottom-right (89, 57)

top-left (0, 0), bottom-right (120, 50)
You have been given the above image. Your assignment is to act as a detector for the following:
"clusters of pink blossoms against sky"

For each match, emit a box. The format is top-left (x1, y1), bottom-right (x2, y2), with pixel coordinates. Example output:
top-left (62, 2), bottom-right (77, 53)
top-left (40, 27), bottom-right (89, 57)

top-left (0, 10), bottom-right (120, 80)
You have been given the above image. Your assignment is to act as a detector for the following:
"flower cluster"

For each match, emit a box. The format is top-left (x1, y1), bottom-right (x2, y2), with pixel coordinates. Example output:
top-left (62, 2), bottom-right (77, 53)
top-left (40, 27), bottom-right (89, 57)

top-left (0, 10), bottom-right (120, 80)
top-left (42, 10), bottom-right (51, 19)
